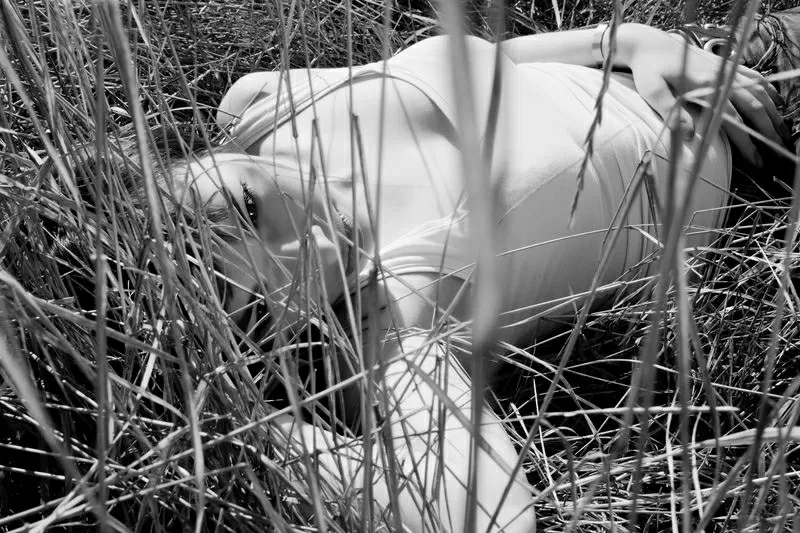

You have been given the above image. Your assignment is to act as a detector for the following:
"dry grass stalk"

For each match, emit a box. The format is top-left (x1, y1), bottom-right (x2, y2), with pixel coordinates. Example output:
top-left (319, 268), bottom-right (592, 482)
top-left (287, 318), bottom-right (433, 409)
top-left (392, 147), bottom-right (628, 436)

top-left (1, 0), bottom-right (799, 531)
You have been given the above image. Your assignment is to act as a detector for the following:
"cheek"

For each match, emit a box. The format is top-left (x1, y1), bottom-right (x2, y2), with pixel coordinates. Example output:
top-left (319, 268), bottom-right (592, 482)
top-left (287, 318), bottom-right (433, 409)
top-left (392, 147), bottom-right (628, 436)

top-left (216, 242), bottom-right (277, 318)
top-left (321, 262), bottom-right (346, 303)
top-left (217, 236), bottom-right (349, 326)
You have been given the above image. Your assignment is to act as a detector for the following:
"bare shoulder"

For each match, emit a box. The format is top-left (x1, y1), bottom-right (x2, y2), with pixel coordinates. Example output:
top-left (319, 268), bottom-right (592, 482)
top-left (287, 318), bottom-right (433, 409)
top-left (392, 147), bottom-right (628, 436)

top-left (216, 67), bottom-right (352, 127)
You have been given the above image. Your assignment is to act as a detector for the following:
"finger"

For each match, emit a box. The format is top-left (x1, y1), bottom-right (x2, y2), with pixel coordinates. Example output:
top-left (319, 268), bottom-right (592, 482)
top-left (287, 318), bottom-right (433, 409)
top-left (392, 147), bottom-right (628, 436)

top-left (735, 67), bottom-right (790, 141)
top-left (691, 61), bottom-right (790, 146)
top-left (731, 73), bottom-right (791, 146)
top-left (736, 64), bottom-right (785, 106)
top-left (719, 101), bottom-right (762, 167)
top-left (635, 73), bottom-right (696, 139)
top-left (735, 67), bottom-right (786, 111)
top-left (760, 77), bottom-right (783, 108)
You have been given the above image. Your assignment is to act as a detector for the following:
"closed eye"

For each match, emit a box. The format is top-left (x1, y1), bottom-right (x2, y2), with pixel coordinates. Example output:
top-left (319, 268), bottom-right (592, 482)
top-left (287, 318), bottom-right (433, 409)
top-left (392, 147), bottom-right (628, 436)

top-left (242, 183), bottom-right (258, 227)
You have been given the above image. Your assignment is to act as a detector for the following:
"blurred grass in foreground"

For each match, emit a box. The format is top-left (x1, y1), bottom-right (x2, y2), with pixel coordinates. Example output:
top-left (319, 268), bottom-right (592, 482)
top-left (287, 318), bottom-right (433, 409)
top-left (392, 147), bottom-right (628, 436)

top-left (1, 0), bottom-right (800, 531)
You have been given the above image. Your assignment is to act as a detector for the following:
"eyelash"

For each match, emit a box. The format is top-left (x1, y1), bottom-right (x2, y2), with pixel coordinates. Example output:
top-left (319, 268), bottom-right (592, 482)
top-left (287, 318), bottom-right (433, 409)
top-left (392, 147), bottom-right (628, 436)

top-left (242, 183), bottom-right (258, 226)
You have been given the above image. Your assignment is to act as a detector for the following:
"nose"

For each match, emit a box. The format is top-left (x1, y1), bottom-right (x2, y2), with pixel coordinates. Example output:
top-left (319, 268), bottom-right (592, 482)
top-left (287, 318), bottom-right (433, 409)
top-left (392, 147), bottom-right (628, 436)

top-left (271, 224), bottom-right (346, 307)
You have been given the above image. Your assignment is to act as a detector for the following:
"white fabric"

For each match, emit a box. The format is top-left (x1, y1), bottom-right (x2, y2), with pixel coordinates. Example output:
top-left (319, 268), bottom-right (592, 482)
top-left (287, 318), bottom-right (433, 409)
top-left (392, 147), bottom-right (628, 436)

top-left (229, 36), bottom-right (732, 340)
top-left (361, 37), bottom-right (731, 338)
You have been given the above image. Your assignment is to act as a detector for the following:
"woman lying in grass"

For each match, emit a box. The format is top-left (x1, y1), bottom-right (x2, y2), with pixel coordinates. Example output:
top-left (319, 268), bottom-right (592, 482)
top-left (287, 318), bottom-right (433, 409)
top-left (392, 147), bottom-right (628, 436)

top-left (167, 22), bottom-right (788, 532)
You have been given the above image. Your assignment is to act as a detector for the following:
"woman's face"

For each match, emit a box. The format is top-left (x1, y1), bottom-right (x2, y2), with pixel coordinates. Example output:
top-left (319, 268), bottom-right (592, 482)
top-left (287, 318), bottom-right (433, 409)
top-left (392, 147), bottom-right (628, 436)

top-left (180, 153), bottom-right (372, 324)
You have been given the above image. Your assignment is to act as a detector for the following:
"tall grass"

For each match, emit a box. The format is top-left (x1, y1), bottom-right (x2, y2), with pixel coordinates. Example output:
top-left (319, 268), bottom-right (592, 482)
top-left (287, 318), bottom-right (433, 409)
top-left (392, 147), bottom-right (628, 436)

top-left (1, 0), bottom-right (799, 531)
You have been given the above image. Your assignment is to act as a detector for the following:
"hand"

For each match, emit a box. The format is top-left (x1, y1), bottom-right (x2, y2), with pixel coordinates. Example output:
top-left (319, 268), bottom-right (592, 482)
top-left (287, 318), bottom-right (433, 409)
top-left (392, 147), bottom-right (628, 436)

top-left (620, 24), bottom-right (791, 166)
top-left (273, 414), bottom-right (363, 493)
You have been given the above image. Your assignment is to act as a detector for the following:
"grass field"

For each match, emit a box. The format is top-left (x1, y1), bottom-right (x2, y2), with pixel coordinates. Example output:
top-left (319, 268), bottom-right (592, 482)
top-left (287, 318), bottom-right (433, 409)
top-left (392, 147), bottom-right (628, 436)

top-left (1, 0), bottom-right (800, 531)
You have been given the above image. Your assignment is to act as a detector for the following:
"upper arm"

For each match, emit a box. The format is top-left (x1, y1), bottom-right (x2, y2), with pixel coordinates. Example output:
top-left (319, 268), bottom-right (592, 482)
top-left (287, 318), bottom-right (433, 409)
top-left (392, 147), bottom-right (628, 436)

top-left (373, 276), bottom-right (535, 533)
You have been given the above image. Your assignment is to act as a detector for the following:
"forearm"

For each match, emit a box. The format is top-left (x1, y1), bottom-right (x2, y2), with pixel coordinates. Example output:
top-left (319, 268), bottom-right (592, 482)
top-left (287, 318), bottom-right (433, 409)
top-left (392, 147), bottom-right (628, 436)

top-left (370, 335), bottom-right (533, 532)
top-left (389, 406), bottom-right (535, 533)
top-left (276, 335), bottom-right (534, 532)
top-left (501, 22), bottom-right (658, 68)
